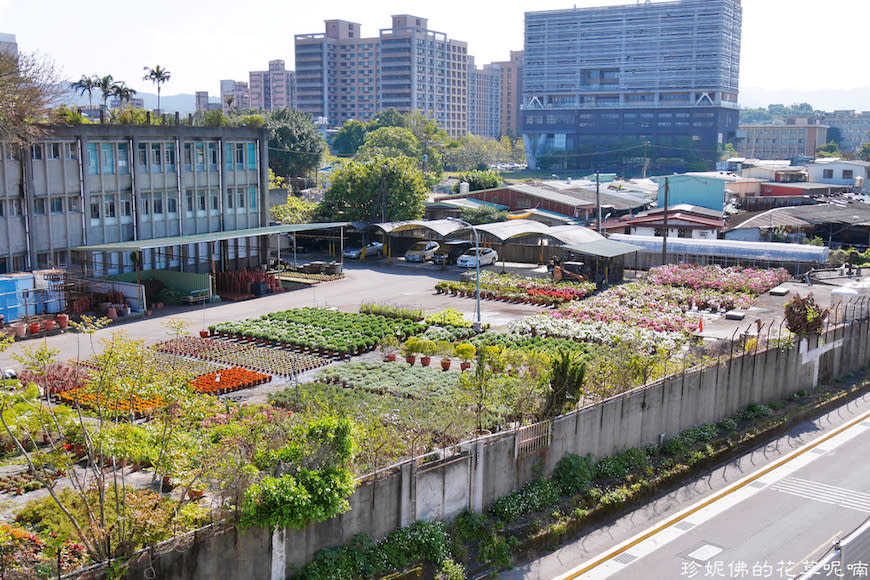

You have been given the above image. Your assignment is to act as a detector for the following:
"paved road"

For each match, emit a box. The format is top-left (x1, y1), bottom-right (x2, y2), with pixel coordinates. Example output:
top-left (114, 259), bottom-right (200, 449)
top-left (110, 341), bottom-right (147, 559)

top-left (0, 259), bottom-right (546, 369)
top-left (502, 393), bottom-right (870, 580)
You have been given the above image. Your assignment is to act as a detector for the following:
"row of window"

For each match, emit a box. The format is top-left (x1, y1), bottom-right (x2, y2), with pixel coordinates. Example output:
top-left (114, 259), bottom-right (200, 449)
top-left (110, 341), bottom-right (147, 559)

top-left (76, 142), bottom-right (258, 176)
top-left (87, 187), bottom-right (258, 221)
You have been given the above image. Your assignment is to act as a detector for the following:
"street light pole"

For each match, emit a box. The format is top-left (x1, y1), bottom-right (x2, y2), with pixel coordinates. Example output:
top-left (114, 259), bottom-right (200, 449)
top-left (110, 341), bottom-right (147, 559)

top-left (448, 217), bottom-right (481, 331)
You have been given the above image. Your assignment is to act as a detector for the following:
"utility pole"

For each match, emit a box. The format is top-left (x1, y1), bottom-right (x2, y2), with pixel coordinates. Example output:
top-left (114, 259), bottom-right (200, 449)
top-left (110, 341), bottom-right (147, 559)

top-left (661, 177), bottom-right (669, 265)
top-left (596, 171), bottom-right (602, 235)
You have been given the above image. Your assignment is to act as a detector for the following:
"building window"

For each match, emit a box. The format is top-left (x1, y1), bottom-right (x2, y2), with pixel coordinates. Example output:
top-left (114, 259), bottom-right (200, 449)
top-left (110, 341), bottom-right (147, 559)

top-left (151, 144), bottom-right (162, 172)
top-left (238, 190), bottom-right (245, 209)
top-left (153, 196), bottom-right (163, 215)
top-left (211, 191), bottom-right (219, 211)
top-left (249, 187), bottom-right (257, 209)
top-left (137, 143), bottom-right (148, 168)
top-left (50, 198), bottom-right (63, 214)
top-left (198, 190), bottom-right (206, 211)
top-left (121, 198), bottom-right (132, 217)
top-left (65, 143), bottom-right (77, 161)
top-left (235, 144), bottom-right (244, 170)
top-left (167, 197), bottom-right (177, 214)
top-left (184, 143), bottom-right (193, 171)
top-left (165, 143), bottom-right (176, 172)
top-left (247, 143), bottom-right (256, 170)
top-left (185, 190), bottom-right (194, 213)
top-left (104, 195), bottom-right (116, 218)
top-left (823, 169), bottom-right (833, 179)
top-left (36, 253), bottom-right (49, 269)
top-left (53, 251), bottom-right (67, 268)
top-left (226, 189), bottom-right (234, 209)
top-left (195, 143), bottom-right (205, 171)
top-left (677, 228), bottom-right (692, 238)
top-left (90, 199), bottom-right (100, 220)
top-left (101, 143), bottom-right (115, 175)
top-left (0, 200), bottom-right (5, 218)
top-left (68, 197), bottom-right (81, 213)
top-left (0, 257), bottom-right (9, 274)
top-left (33, 198), bottom-right (46, 215)
top-left (87, 143), bottom-right (98, 175)
top-left (225, 144), bottom-right (233, 170)
top-left (208, 143), bottom-right (218, 171)
top-left (141, 195), bottom-right (150, 216)
top-left (47, 143), bottom-right (60, 160)
top-left (843, 169), bottom-right (854, 179)
top-left (31, 144), bottom-right (42, 160)
top-left (118, 143), bottom-right (129, 174)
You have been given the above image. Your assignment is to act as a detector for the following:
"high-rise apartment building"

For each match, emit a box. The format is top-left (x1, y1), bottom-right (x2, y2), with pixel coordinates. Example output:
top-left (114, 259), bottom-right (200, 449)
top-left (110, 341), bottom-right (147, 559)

top-left (221, 80), bottom-right (250, 112)
top-left (295, 15), bottom-right (468, 137)
top-left (468, 59), bottom-right (501, 139)
top-left (522, 0), bottom-right (742, 174)
top-left (0, 33), bottom-right (17, 56)
top-left (249, 60), bottom-right (296, 111)
top-left (490, 51), bottom-right (523, 137)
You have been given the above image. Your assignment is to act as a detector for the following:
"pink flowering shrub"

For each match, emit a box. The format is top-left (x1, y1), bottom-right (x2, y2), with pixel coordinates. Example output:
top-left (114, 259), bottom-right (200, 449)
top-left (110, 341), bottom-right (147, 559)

top-left (644, 264), bottom-right (790, 296)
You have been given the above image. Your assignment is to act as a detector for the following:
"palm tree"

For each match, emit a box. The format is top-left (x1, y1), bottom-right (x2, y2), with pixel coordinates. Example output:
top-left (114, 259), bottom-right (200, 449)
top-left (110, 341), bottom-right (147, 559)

top-left (112, 82), bottom-right (137, 106)
top-left (71, 74), bottom-right (97, 111)
top-left (143, 65), bottom-right (171, 114)
top-left (95, 74), bottom-right (115, 112)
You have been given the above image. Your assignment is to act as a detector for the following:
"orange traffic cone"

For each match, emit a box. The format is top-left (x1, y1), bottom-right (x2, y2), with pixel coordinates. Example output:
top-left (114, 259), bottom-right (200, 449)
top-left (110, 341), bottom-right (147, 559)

top-left (698, 318), bottom-right (704, 333)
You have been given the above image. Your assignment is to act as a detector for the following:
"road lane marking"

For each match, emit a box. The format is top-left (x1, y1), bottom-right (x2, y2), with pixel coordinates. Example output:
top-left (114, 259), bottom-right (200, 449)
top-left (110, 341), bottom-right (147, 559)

top-left (556, 406), bottom-right (870, 580)
top-left (787, 531), bottom-right (841, 576)
top-left (771, 477), bottom-right (870, 513)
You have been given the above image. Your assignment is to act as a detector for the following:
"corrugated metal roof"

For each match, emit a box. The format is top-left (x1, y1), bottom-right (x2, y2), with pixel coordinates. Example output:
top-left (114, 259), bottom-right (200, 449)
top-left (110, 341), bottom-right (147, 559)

top-left (471, 219), bottom-right (552, 242)
top-left (73, 222), bottom-right (354, 253)
top-left (433, 198), bottom-right (510, 211)
top-left (373, 219), bottom-right (464, 237)
top-left (547, 225), bottom-right (605, 246)
top-left (508, 184), bottom-right (594, 208)
top-left (562, 239), bottom-right (643, 258)
top-left (610, 233), bottom-right (829, 263)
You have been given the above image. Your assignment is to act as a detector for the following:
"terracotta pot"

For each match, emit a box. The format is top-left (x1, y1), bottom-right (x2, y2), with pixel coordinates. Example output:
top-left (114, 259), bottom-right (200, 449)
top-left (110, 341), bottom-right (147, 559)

top-left (56, 313), bottom-right (69, 328)
top-left (10, 322), bottom-right (26, 337)
top-left (106, 306), bottom-right (117, 320)
top-left (460, 361), bottom-right (471, 371)
top-left (28, 322), bottom-right (40, 335)
top-left (405, 355), bottom-right (416, 365)
top-left (420, 356), bottom-right (431, 367)
top-left (385, 353), bottom-right (397, 362)
top-left (199, 330), bottom-right (209, 338)
top-left (43, 319), bottom-right (55, 332)
top-left (188, 489), bottom-right (204, 500)
top-left (441, 359), bottom-right (451, 371)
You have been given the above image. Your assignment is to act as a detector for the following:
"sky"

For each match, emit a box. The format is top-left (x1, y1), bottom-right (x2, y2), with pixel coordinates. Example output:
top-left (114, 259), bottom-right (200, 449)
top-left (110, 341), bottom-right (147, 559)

top-left (3, 0), bottom-right (868, 107)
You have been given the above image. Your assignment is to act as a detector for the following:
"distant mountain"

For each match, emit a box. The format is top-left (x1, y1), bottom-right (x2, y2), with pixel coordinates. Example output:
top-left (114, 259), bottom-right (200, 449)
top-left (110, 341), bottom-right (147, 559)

top-left (740, 85), bottom-right (870, 113)
top-left (61, 89), bottom-right (198, 113)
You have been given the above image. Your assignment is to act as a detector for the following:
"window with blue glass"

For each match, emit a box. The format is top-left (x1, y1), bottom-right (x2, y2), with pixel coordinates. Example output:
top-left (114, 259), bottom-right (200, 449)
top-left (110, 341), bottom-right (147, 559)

top-left (86, 143), bottom-right (98, 175)
top-left (247, 143), bottom-right (256, 170)
top-left (225, 144), bottom-right (233, 170)
top-left (151, 144), bottom-right (162, 173)
top-left (249, 187), bottom-right (257, 209)
top-left (208, 143), bottom-right (217, 171)
top-left (235, 144), bottom-right (244, 170)
top-left (184, 143), bottom-right (192, 171)
top-left (165, 143), bottom-right (176, 172)
top-left (118, 143), bottom-right (129, 174)
top-left (101, 144), bottom-right (114, 175)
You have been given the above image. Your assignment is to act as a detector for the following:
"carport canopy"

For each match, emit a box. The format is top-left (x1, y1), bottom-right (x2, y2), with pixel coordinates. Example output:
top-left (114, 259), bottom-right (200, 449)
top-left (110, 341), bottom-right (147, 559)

top-left (561, 239), bottom-right (643, 258)
top-left (371, 219), bottom-right (465, 238)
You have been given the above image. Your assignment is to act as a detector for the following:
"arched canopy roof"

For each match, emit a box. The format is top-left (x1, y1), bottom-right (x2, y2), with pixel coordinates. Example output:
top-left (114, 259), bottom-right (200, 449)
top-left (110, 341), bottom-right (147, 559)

top-left (462, 219), bottom-right (551, 243)
top-left (371, 219), bottom-right (464, 238)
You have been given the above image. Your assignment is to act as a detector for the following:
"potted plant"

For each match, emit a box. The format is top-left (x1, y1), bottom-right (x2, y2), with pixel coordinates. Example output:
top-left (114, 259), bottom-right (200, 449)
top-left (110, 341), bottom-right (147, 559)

top-left (401, 337), bottom-right (422, 365)
top-left (418, 339), bottom-right (437, 367)
top-left (379, 335), bottom-right (399, 362)
top-left (455, 342), bottom-right (476, 371)
top-left (437, 340), bottom-right (454, 371)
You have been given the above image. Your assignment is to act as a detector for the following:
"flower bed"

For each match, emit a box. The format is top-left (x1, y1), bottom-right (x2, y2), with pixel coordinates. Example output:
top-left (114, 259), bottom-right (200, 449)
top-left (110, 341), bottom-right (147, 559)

top-left (56, 389), bottom-right (165, 418)
top-left (155, 337), bottom-right (329, 377)
top-left (359, 303), bottom-right (424, 321)
top-left (213, 307), bottom-right (426, 355)
top-left (317, 361), bottom-right (461, 401)
top-left (469, 332), bottom-right (601, 358)
top-left (644, 264), bottom-right (791, 295)
top-left (508, 316), bottom-right (685, 352)
top-left (192, 367), bottom-right (272, 395)
top-left (0, 469), bottom-right (64, 495)
top-left (435, 272), bottom-right (595, 306)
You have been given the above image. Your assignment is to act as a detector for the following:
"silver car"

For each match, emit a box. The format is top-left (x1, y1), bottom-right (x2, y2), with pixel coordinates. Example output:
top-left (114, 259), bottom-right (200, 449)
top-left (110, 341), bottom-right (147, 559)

top-left (404, 241), bottom-right (440, 263)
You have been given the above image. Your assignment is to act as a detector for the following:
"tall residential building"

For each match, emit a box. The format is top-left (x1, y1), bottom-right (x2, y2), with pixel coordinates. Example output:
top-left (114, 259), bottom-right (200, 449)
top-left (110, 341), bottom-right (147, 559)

top-left (221, 80), bottom-right (250, 112)
top-left (295, 15), bottom-right (468, 137)
top-left (0, 125), bottom-right (268, 274)
top-left (195, 91), bottom-right (210, 113)
top-left (0, 33), bottom-right (17, 56)
top-left (491, 51), bottom-right (523, 137)
top-left (468, 59), bottom-right (501, 138)
top-left (249, 60), bottom-right (296, 111)
top-left (522, 0), bottom-right (742, 174)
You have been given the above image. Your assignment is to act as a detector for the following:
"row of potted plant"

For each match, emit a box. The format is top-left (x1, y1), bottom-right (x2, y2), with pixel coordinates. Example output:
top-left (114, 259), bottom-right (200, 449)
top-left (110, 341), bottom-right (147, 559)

top-left (0, 469), bottom-right (63, 495)
top-left (435, 272), bottom-right (596, 306)
top-left (192, 367), bottom-right (272, 395)
top-left (156, 337), bottom-right (329, 377)
top-left (508, 315), bottom-right (686, 352)
top-left (359, 303), bottom-right (424, 322)
top-left (56, 389), bottom-right (165, 418)
top-left (644, 264), bottom-right (791, 295)
top-left (212, 307), bottom-right (426, 356)
top-left (317, 361), bottom-right (462, 401)
top-left (389, 337), bottom-right (478, 370)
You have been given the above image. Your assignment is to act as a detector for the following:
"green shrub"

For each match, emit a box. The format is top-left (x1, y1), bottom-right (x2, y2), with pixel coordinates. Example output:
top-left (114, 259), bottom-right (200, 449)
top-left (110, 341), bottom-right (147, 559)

top-left (489, 479), bottom-right (560, 524)
top-left (717, 417), bottom-right (738, 433)
top-left (661, 437), bottom-right (687, 457)
top-left (450, 509), bottom-right (489, 543)
top-left (742, 403), bottom-right (773, 421)
top-left (595, 456), bottom-right (627, 480)
top-left (479, 531), bottom-right (518, 570)
top-left (552, 453), bottom-right (595, 495)
top-left (615, 447), bottom-right (649, 473)
top-left (680, 424), bottom-right (717, 446)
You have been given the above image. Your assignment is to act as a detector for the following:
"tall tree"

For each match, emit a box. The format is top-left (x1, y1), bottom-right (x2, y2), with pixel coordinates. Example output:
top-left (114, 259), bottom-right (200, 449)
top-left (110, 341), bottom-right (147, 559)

top-left (71, 74), bottom-right (97, 111)
top-left (355, 126), bottom-right (420, 161)
top-left (112, 82), bottom-right (136, 105)
top-left (0, 50), bottom-right (60, 144)
top-left (142, 65), bottom-right (171, 114)
top-left (319, 155), bottom-right (427, 222)
top-left (333, 119), bottom-right (369, 156)
top-left (267, 108), bottom-right (327, 179)
top-left (95, 74), bottom-right (115, 112)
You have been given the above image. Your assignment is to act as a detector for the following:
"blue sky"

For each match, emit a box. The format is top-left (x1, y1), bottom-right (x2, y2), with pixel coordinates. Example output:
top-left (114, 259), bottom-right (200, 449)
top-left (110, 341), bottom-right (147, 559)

top-left (4, 1), bottom-right (865, 101)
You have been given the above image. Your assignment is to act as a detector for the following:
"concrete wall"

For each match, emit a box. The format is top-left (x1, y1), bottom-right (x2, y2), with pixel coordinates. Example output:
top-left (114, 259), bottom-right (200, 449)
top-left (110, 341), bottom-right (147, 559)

top-left (118, 319), bottom-right (870, 580)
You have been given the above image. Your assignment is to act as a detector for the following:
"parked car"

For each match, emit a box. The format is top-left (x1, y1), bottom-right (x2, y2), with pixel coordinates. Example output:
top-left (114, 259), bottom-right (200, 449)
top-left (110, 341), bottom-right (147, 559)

top-left (432, 241), bottom-right (474, 265)
top-left (404, 241), bottom-right (440, 263)
top-left (343, 241), bottom-right (383, 259)
top-left (457, 247), bottom-right (498, 268)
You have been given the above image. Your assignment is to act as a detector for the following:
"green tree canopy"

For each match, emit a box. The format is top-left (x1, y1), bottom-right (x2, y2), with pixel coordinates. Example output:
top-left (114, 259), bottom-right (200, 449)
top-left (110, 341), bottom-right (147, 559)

top-left (816, 141), bottom-right (840, 158)
top-left (0, 51), bottom-right (59, 145)
top-left (319, 155), bottom-right (428, 222)
top-left (370, 107), bottom-right (407, 130)
top-left (356, 126), bottom-right (421, 161)
top-left (270, 194), bottom-right (317, 224)
top-left (268, 108), bottom-right (328, 179)
top-left (333, 119), bottom-right (368, 157)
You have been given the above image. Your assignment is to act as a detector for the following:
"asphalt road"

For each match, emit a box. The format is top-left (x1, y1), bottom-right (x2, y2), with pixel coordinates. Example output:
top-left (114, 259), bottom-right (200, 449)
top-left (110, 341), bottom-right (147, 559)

top-left (502, 393), bottom-right (870, 580)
